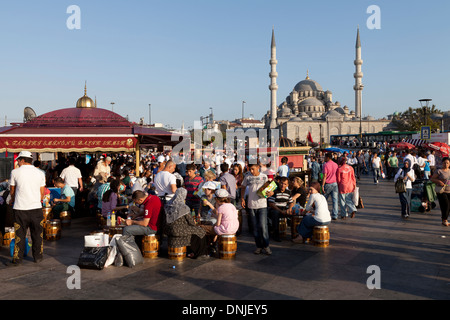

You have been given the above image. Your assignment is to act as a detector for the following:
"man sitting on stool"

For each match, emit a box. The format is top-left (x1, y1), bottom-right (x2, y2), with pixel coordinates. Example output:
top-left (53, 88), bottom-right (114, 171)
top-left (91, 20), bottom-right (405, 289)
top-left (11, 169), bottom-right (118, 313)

top-left (52, 177), bottom-right (75, 219)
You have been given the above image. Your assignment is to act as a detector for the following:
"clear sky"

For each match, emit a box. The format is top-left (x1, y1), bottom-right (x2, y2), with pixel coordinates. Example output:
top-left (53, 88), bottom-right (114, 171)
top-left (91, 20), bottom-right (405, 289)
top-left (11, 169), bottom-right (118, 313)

top-left (0, 0), bottom-right (449, 129)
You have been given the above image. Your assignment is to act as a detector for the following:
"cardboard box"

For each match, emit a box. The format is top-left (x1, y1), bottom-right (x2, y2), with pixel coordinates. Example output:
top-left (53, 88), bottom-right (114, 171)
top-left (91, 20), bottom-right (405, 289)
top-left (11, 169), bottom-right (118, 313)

top-left (257, 181), bottom-right (278, 198)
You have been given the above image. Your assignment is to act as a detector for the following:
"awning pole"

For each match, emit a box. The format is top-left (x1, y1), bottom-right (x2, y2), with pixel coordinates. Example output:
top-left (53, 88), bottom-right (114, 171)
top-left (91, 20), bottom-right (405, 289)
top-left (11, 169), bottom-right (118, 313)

top-left (135, 140), bottom-right (140, 177)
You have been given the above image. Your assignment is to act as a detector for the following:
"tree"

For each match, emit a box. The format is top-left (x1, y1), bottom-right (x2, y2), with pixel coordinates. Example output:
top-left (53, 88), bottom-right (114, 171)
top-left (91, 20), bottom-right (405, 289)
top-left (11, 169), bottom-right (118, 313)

top-left (392, 105), bottom-right (443, 132)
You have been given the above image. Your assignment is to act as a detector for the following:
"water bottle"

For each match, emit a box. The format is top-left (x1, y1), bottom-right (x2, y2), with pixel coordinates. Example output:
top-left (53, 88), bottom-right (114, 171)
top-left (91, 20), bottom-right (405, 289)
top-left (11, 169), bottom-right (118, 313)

top-left (111, 211), bottom-right (116, 227)
top-left (107, 212), bottom-right (111, 227)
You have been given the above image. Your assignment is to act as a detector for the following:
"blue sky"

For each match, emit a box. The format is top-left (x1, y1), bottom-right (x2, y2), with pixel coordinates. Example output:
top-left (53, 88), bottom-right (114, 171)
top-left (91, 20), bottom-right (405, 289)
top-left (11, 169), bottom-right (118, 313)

top-left (0, 0), bottom-right (449, 129)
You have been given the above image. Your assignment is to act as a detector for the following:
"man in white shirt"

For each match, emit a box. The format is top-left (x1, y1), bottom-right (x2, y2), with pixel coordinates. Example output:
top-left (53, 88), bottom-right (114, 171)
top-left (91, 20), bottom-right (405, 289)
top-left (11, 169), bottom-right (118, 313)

top-left (153, 160), bottom-right (177, 202)
top-left (93, 156), bottom-right (111, 180)
top-left (60, 157), bottom-right (83, 195)
top-left (428, 151), bottom-right (436, 175)
top-left (8, 151), bottom-right (46, 265)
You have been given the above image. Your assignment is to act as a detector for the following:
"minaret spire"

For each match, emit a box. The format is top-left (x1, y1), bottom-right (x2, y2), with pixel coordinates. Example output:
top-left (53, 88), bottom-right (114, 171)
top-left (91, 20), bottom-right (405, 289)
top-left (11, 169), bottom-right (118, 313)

top-left (354, 26), bottom-right (363, 119)
top-left (269, 27), bottom-right (279, 129)
top-left (84, 81), bottom-right (87, 96)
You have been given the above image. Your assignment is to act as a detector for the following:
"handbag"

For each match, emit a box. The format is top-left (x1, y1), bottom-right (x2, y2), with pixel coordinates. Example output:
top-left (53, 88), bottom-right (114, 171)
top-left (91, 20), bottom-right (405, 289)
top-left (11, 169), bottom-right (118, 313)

top-left (77, 246), bottom-right (111, 270)
top-left (437, 183), bottom-right (447, 194)
top-left (395, 178), bottom-right (407, 193)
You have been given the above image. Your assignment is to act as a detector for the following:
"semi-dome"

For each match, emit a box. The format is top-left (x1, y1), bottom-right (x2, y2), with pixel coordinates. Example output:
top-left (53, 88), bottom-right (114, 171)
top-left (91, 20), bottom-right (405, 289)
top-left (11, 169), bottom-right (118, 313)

top-left (299, 97), bottom-right (324, 107)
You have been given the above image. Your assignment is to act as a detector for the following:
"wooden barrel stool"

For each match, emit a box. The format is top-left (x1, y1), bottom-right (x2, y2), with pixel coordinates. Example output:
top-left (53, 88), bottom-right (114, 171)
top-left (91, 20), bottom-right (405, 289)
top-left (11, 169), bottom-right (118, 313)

top-left (279, 218), bottom-right (287, 238)
top-left (218, 234), bottom-right (237, 259)
top-left (96, 212), bottom-right (106, 228)
top-left (141, 234), bottom-right (160, 259)
top-left (291, 215), bottom-right (303, 239)
top-left (313, 225), bottom-right (330, 247)
top-left (60, 211), bottom-right (71, 228)
top-left (45, 219), bottom-right (61, 241)
top-left (42, 207), bottom-right (53, 223)
top-left (168, 246), bottom-right (186, 261)
top-left (2, 231), bottom-right (15, 247)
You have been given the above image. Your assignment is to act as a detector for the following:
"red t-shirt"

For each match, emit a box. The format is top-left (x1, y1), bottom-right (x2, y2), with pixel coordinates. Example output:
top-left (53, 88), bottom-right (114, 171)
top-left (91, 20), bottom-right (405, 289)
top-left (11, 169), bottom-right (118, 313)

top-left (142, 195), bottom-right (162, 231)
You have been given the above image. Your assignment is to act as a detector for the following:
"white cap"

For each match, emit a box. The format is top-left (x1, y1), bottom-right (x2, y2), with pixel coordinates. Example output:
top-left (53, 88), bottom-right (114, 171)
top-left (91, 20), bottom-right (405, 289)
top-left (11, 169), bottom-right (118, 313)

top-left (215, 189), bottom-right (230, 198)
top-left (202, 181), bottom-right (217, 190)
top-left (17, 151), bottom-right (33, 159)
top-left (157, 155), bottom-right (166, 163)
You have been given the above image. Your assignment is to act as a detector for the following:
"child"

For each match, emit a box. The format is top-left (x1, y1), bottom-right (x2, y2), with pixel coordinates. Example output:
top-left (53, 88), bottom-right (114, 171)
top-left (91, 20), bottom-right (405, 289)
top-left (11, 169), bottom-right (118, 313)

top-left (241, 163), bottom-right (273, 255)
top-left (52, 177), bottom-right (75, 219)
top-left (200, 189), bottom-right (239, 243)
top-left (199, 181), bottom-right (218, 225)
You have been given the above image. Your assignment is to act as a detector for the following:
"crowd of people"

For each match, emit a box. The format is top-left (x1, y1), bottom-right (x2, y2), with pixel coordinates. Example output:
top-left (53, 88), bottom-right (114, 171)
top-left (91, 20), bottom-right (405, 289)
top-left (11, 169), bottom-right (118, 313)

top-left (2, 142), bottom-right (449, 266)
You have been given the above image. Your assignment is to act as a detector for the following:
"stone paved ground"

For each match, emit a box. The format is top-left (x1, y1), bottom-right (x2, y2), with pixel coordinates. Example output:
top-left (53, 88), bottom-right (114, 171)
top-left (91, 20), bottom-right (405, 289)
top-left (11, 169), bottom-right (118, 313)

top-left (0, 172), bottom-right (449, 308)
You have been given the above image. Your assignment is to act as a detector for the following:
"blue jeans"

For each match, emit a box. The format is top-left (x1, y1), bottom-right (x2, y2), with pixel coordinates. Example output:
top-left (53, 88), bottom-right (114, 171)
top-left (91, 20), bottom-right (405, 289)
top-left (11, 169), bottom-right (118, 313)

top-left (339, 192), bottom-right (357, 217)
top-left (373, 168), bottom-right (381, 183)
top-left (248, 207), bottom-right (269, 249)
top-left (399, 189), bottom-right (412, 217)
top-left (323, 183), bottom-right (339, 219)
top-left (297, 215), bottom-right (330, 239)
top-left (123, 225), bottom-right (157, 236)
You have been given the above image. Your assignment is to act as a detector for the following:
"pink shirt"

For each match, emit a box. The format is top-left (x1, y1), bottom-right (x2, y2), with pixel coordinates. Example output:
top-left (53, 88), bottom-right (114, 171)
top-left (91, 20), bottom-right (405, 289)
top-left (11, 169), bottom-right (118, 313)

top-left (323, 160), bottom-right (338, 184)
top-left (214, 203), bottom-right (240, 235)
top-left (336, 164), bottom-right (356, 194)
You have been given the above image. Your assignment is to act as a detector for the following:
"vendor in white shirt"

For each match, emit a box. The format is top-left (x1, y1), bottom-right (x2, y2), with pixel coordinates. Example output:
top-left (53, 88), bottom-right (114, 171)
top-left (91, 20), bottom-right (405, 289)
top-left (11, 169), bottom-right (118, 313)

top-left (292, 181), bottom-right (331, 243)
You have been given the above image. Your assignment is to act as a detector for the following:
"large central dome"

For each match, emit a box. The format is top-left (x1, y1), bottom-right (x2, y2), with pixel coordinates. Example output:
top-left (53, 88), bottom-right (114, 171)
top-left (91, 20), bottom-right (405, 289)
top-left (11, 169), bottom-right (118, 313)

top-left (293, 75), bottom-right (323, 92)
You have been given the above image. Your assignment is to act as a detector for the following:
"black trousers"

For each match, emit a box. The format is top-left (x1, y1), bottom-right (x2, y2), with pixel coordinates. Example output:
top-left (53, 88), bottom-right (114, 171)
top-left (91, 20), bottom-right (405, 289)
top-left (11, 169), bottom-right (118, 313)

top-left (13, 208), bottom-right (44, 263)
top-left (437, 193), bottom-right (450, 222)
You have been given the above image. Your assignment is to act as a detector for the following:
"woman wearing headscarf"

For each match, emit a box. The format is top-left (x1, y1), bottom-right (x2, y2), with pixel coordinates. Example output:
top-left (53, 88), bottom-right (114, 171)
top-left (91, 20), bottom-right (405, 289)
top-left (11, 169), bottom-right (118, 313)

top-left (163, 188), bottom-right (209, 258)
top-left (430, 157), bottom-right (450, 226)
top-left (394, 159), bottom-right (416, 219)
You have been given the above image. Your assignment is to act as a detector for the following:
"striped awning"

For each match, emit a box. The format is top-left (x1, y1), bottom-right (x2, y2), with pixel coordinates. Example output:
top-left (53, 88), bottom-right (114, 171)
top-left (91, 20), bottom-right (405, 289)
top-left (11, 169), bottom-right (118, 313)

top-left (404, 139), bottom-right (426, 147)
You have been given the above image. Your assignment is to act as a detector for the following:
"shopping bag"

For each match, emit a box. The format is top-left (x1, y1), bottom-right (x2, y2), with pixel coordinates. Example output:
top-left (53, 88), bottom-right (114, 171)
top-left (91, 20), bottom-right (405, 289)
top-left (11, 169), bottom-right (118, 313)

top-left (77, 246), bottom-right (111, 270)
top-left (104, 234), bottom-right (123, 268)
top-left (84, 234), bottom-right (109, 248)
top-left (116, 235), bottom-right (143, 268)
top-left (352, 187), bottom-right (360, 206)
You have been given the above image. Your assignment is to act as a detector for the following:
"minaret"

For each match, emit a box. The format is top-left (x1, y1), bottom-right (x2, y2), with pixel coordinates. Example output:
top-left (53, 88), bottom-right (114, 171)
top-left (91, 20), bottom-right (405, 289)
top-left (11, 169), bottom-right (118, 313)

top-left (354, 27), bottom-right (364, 119)
top-left (269, 27), bottom-right (279, 129)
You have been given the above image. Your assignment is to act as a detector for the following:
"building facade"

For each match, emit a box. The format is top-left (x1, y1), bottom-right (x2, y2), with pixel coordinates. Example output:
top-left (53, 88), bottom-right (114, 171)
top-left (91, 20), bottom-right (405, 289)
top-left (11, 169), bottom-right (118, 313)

top-left (263, 28), bottom-right (392, 145)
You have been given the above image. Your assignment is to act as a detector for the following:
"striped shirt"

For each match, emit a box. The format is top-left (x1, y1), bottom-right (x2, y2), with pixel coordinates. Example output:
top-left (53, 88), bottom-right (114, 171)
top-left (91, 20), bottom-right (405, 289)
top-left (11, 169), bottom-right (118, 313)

top-left (184, 175), bottom-right (204, 204)
top-left (268, 189), bottom-right (293, 209)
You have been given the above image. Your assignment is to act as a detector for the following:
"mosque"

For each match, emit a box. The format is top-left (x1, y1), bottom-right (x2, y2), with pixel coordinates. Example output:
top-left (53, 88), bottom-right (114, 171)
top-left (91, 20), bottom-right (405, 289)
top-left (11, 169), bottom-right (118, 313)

top-left (262, 27), bottom-right (393, 145)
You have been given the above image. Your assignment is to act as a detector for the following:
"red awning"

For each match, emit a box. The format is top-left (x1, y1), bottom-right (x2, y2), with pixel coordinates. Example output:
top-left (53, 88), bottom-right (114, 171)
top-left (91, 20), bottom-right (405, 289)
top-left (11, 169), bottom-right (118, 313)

top-left (0, 135), bottom-right (138, 153)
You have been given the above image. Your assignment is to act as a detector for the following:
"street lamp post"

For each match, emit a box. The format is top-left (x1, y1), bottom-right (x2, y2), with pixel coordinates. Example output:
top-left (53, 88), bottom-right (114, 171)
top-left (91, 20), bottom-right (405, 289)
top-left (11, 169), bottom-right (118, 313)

top-left (419, 99), bottom-right (432, 126)
top-left (110, 102), bottom-right (115, 112)
top-left (149, 104), bottom-right (151, 125)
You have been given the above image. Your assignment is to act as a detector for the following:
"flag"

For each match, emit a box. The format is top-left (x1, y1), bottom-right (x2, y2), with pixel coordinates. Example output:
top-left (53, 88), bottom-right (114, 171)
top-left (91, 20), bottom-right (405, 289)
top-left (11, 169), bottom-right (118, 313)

top-left (307, 132), bottom-right (314, 144)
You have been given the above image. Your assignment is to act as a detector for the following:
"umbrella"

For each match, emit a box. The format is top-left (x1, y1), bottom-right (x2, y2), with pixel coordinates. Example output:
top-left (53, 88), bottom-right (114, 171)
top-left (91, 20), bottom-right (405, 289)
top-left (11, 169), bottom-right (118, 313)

top-left (389, 142), bottom-right (415, 150)
top-left (424, 142), bottom-right (450, 157)
top-left (325, 147), bottom-right (349, 154)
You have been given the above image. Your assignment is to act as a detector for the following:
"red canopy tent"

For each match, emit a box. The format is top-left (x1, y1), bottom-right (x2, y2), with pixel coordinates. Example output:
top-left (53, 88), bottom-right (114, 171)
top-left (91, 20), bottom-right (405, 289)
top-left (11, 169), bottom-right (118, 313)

top-left (0, 106), bottom-right (182, 173)
top-left (423, 142), bottom-right (450, 157)
top-left (389, 141), bottom-right (416, 150)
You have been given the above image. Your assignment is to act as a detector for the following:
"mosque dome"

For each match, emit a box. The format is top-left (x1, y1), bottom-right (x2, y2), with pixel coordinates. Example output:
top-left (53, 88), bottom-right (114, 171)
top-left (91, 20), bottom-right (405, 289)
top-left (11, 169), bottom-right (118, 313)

top-left (289, 116), bottom-right (303, 122)
top-left (294, 75), bottom-right (323, 92)
top-left (76, 83), bottom-right (96, 108)
top-left (279, 137), bottom-right (296, 148)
